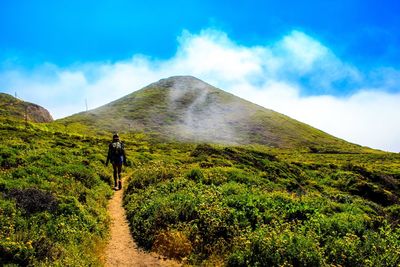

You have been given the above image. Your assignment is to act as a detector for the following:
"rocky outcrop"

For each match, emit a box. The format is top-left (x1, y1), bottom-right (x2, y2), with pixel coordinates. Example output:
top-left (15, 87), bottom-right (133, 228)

top-left (25, 103), bottom-right (53, 122)
top-left (0, 93), bottom-right (53, 122)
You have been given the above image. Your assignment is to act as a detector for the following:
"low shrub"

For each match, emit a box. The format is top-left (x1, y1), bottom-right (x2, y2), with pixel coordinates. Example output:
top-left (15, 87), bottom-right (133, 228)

top-left (7, 188), bottom-right (58, 215)
top-left (186, 168), bottom-right (204, 183)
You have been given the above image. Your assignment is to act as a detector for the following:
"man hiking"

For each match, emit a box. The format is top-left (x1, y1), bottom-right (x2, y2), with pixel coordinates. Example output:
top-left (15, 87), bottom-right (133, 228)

top-left (106, 133), bottom-right (127, 190)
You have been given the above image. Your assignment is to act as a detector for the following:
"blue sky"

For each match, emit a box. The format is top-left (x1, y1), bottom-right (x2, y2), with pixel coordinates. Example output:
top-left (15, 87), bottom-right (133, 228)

top-left (2, 0), bottom-right (400, 69)
top-left (1, 0), bottom-right (400, 151)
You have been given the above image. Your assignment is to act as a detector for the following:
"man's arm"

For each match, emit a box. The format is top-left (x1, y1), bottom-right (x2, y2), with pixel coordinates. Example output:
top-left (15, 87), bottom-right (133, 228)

top-left (106, 144), bottom-right (111, 166)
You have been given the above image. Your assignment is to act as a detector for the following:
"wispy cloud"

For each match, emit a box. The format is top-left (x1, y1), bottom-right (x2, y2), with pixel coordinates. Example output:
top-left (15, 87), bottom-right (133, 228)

top-left (1, 29), bottom-right (399, 152)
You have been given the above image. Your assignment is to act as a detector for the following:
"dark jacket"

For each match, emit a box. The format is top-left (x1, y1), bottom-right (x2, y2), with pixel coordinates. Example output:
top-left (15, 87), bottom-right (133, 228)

top-left (106, 141), bottom-right (126, 165)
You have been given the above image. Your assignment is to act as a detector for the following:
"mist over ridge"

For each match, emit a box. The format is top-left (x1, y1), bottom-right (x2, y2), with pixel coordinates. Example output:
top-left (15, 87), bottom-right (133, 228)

top-left (159, 76), bottom-right (252, 144)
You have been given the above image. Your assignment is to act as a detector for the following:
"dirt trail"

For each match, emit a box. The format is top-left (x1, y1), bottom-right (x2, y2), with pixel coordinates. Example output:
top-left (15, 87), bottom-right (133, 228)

top-left (105, 186), bottom-right (180, 267)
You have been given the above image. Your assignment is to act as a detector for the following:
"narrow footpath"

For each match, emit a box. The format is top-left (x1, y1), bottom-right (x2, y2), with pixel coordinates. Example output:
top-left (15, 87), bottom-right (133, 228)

top-left (105, 186), bottom-right (180, 267)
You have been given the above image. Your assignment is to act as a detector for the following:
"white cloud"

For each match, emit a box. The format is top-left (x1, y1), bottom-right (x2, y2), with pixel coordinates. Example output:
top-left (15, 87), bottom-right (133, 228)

top-left (1, 29), bottom-right (399, 152)
top-left (278, 31), bottom-right (329, 72)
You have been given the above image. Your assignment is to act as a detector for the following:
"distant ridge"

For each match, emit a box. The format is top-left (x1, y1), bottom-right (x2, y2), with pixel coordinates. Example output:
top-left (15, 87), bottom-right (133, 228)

top-left (0, 93), bottom-right (53, 123)
top-left (59, 76), bottom-right (361, 151)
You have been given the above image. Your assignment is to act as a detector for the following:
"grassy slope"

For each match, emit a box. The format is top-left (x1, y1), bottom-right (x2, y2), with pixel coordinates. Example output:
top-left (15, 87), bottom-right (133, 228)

top-left (59, 77), bottom-right (363, 152)
top-left (0, 93), bottom-right (26, 119)
top-left (0, 118), bottom-right (114, 266)
top-left (2, 87), bottom-right (400, 266)
top-left (1, 114), bottom-right (400, 266)
top-left (123, 143), bottom-right (400, 266)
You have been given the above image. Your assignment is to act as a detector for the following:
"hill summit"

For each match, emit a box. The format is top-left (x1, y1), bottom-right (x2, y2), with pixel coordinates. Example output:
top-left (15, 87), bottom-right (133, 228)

top-left (0, 93), bottom-right (53, 123)
top-left (60, 76), bottom-right (358, 150)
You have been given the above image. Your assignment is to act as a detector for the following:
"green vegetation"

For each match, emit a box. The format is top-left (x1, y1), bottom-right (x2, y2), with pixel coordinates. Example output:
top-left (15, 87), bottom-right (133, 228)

top-left (2, 80), bottom-right (400, 266)
top-left (124, 143), bottom-right (400, 266)
top-left (0, 118), bottom-right (113, 266)
top-left (2, 115), bottom-right (399, 266)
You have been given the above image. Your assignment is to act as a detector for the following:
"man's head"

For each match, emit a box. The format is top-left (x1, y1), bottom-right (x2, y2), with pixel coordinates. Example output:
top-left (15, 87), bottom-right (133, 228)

top-left (113, 133), bottom-right (119, 141)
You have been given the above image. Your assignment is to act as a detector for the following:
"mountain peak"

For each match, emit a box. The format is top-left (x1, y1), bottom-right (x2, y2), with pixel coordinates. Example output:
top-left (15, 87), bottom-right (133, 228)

top-left (59, 76), bottom-right (359, 151)
top-left (152, 76), bottom-right (213, 91)
top-left (156, 75), bottom-right (205, 83)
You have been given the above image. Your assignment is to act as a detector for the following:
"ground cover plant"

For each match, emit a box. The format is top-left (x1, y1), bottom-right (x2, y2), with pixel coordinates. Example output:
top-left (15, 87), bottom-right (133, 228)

top-left (124, 143), bottom-right (400, 266)
top-left (1, 113), bottom-right (400, 266)
top-left (0, 118), bottom-right (115, 266)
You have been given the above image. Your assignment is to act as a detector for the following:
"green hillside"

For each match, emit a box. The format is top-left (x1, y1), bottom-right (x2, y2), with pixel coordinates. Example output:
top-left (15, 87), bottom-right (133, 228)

top-left (59, 76), bottom-right (363, 152)
top-left (0, 118), bottom-right (113, 265)
top-left (1, 84), bottom-right (400, 266)
top-left (0, 93), bottom-right (53, 123)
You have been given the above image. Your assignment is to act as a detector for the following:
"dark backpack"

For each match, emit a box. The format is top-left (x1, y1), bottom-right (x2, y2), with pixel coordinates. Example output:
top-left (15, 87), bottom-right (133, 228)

top-left (110, 141), bottom-right (124, 156)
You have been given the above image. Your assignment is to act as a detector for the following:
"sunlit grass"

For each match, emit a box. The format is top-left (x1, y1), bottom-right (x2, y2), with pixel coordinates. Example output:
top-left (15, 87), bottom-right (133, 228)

top-left (1, 115), bottom-right (400, 266)
top-left (124, 143), bottom-right (400, 266)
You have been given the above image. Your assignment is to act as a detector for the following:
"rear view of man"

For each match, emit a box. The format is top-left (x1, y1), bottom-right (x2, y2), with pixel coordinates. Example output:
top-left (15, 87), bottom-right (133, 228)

top-left (106, 133), bottom-right (127, 190)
